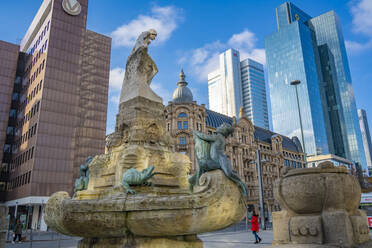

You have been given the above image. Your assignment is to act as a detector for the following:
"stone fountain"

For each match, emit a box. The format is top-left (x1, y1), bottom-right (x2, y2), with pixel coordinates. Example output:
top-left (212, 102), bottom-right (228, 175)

top-left (43, 29), bottom-right (246, 248)
top-left (269, 161), bottom-right (372, 248)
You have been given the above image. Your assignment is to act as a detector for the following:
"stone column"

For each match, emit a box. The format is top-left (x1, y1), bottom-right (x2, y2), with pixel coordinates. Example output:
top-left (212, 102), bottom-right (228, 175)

top-left (0, 204), bottom-right (9, 248)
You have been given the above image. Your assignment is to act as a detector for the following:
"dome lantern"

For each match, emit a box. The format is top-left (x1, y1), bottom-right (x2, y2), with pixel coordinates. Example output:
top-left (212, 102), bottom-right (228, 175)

top-left (172, 69), bottom-right (193, 103)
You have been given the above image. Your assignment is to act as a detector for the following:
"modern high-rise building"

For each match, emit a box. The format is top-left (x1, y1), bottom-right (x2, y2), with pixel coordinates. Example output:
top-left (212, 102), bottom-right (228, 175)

top-left (208, 49), bottom-right (269, 129)
top-left (265, 2), bottom-right (367, 170)
top-left (358, 109), bottom-right (372, 172)
top-left (0, 0), bottom-right (111, 230)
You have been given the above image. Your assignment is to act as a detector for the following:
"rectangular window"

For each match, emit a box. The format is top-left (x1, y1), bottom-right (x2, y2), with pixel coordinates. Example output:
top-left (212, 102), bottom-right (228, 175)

top-left (178, 121), bottom-right (182, 130)
top-left (33, 124), bottom-right (37, 135)
top-left (183, 121), bottom-right (188, 130)
top-left (291, 161), bottom-right (296, 168)
top-left (180, 137), bottom-right (186, 145)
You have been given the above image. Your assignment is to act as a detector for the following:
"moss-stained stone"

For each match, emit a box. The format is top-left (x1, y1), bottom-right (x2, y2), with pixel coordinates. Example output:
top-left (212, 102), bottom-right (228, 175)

top-left (78, 235), bottom-right (203, 248)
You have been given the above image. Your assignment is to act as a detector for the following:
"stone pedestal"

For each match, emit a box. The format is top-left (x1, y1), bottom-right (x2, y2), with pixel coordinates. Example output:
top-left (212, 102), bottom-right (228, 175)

top-left (0, 204), bottom-right (8, 248)
top-left (267, 162), bottom-right (372, 248)
top-left (115, 96), bottom-right (171, 146)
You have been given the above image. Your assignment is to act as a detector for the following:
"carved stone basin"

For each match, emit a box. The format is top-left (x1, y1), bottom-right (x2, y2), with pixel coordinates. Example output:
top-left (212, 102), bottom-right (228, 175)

top-left (276, 165), bottom-right (361, 215)
top-left (44, 170), bottom-right (245, 238)
top-left (271, 162), bottom-right (371, 247)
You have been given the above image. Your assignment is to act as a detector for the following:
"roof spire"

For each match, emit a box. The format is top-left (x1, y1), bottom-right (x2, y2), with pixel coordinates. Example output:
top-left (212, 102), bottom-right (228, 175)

top-left (239, 107), bottom-right (246, 118)
top-left (177, 69), bottom-right (187, 87)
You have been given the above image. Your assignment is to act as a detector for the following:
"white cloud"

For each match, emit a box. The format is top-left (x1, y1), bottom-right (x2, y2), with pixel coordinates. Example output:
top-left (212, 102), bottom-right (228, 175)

top-left (111, 6), bottom-right (182, 47)
top-left (150, 82), bottom-right (172, 103)
top-left (109, 95), bottom-right (120, 104)
top-left (346, 0), bottom-right (372, 53)
top-left (109, 67), bottom-right (125, 91)
top-left (179, 29), bottom-right (265, 82)
top-left (345, 40), bottom-right (372, 53)
top-left (228, 29), bottom-right (256, 50)
top-left (351, 0), bottom-right (372, 36)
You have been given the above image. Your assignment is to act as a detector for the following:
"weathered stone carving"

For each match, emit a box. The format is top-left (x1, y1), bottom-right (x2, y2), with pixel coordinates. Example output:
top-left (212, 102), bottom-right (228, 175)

top-left (130, 29), bottom-right (157, 57)
top-left (44, 30), bottom-right (246, 248)
top-left (119, 29), bottom-right (161, 104)
top-left (268, 161), bottom-right (372, 248)
top-left (189, 123), bottom-right (248, 195)
top-left (122, 165), bottom-right (156, 194)
top-left (73, 156), bottom-right (93, 193)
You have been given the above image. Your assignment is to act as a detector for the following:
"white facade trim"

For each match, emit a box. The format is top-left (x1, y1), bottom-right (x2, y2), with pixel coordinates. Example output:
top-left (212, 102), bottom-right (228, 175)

top-left (5, 196), bottom-right (49, 206)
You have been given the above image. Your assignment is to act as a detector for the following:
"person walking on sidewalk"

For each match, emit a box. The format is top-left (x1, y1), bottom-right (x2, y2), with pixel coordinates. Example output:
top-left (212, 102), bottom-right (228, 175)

top-left (250, 211), bottom-right (262, 244)
top-left (12, 219), bottom-right (23, 243)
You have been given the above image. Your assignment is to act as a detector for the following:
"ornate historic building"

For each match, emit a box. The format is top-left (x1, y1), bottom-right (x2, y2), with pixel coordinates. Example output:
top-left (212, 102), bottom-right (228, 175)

top-left (165, 70), bottom-right (306, 214)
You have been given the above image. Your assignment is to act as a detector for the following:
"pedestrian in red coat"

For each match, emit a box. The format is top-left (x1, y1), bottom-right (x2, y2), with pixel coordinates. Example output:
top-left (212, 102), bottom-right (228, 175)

top-left (250, 211), bottom-right (262, 243)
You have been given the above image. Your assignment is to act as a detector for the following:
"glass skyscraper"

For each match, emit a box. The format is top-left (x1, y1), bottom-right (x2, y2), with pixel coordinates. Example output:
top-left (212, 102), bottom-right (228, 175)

top-left (208, 49), bottom-right (269, 129)
top-left (358, 109), bottom-right (372, 172)
top-left (265, 2), bottom-right (367, 170)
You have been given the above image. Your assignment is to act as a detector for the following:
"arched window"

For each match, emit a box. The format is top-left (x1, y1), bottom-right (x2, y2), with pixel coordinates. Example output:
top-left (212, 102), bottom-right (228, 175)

top-left (178, 112), bottom-right (187, 118)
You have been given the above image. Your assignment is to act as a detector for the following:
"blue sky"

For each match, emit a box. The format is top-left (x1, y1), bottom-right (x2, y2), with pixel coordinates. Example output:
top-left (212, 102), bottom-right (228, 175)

top-left (1, 0), bottom-right (371, 135)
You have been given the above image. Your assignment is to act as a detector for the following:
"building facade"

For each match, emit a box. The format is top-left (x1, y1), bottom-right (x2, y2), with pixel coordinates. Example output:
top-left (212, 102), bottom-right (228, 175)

top-left (167, 71), bottom-right (305, 215)
top-left (0, 0), bottom-right (111, 230)
top-left (307, 154), bottom-right (354, 171)
top-left (207, 49), bottom-right (269, 129)
top-left (358, 109), bottom-right (372, 173)
top-left (0, 41), bottom-right (20, 201)
top-left (265, 2), bottom-right (367, 171)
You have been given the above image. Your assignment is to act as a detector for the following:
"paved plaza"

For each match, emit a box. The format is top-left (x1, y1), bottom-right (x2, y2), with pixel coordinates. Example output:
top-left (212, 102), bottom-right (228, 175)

top-left (4, 230), bottom-right (274, 248)
top-left (201, 230), bottom-right (274, 248)
top-left (4, 229), bottom-right (372, 247)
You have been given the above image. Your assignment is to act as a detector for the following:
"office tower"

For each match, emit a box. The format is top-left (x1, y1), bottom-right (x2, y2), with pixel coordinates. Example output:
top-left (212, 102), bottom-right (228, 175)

top-left (0, 0), bottom-right (111, 230)
top-left (265, 2), bottom-right (367, 170)
top-left (358, 109), bottom-right (372, 171)
top-left (208, 49), bottom-right (269, 129)
top-left (0, 41), bottom-right (20, 201)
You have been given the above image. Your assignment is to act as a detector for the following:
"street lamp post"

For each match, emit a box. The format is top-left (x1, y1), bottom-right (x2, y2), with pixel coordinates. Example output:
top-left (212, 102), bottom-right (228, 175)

top-left (255, 150), bottom-right (266, 230)
top-left (290, 80), bottom-right (307, 164)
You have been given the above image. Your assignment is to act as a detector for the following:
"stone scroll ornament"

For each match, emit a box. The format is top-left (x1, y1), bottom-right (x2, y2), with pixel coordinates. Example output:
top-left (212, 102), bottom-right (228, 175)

top-left (189, 123), bottom-right (248, 195)
top-left (73, 156), bottom-right (93, 193)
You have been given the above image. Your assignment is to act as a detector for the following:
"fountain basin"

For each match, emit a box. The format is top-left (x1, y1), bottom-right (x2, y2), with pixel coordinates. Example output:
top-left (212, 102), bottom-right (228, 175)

top-left (44, 170), bottom-right (246, 238)
top-left (275, 166), bottom-right (361, 215)
top-left (270, 162), bottom-right (371, 247)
